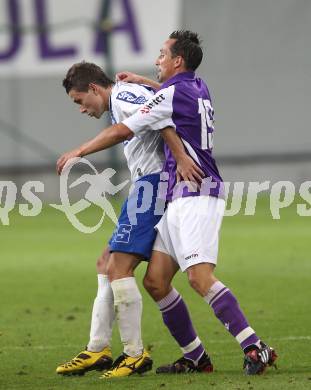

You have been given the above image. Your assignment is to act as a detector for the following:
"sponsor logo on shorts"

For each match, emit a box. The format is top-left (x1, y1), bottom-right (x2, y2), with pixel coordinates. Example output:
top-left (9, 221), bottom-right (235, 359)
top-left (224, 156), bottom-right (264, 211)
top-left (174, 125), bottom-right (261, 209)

top-left (185, 253), bottom-right (199, 261)
top-left (113, 223), bottom-right (132, 243)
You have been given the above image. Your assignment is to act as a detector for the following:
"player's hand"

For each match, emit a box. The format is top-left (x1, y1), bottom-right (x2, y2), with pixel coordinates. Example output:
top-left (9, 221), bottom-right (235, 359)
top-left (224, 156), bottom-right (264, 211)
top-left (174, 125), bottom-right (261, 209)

top-left (115, 71), bottom-right (143, 84)
top-left (56, 148), bottom-right (82, 175)
top-left (176, 155), bottom-right (205, 190)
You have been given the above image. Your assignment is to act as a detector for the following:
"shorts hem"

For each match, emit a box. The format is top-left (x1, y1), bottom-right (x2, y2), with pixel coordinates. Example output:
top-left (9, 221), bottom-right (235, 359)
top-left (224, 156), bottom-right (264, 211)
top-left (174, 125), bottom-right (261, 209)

top-left (109, 248), bottom-right (150, 261)
top-left (180, 258), bottom-right (217, 272)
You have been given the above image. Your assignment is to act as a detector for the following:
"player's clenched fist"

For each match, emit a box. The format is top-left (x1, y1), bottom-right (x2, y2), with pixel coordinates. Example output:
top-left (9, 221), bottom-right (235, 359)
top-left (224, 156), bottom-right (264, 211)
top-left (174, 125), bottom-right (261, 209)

top-left (115, 71), bottom-right (142, 83)
top-left (116, 71), bottom-right (161, 90)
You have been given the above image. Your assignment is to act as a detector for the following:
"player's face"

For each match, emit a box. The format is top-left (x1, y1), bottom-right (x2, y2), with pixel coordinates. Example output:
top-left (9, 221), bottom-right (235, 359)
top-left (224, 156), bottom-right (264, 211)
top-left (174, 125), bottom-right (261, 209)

top-left (156, 39), bottom-right (178, 82)
top-left (69, 87), bottom-right (105, 119)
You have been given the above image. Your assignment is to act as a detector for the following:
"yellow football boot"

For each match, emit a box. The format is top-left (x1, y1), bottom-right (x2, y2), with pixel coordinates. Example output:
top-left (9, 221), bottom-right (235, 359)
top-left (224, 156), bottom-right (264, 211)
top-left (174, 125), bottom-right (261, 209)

top-left (56, 347), bottom-right (113, 376)
top-left (101, 349), bottom-right (152, 378)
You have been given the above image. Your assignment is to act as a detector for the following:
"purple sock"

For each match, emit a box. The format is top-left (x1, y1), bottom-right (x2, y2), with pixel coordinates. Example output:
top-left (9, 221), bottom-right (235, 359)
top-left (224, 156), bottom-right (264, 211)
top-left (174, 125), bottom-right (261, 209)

top-left (157, 288), bottom-right (205, 364)
top-left (205, 281), bottom-right (260, 351)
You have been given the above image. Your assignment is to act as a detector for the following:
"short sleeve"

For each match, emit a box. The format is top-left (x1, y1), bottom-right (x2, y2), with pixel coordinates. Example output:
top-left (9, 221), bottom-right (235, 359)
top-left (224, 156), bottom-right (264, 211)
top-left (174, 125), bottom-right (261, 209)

top-left (122, 85), bottom-right (175, 133)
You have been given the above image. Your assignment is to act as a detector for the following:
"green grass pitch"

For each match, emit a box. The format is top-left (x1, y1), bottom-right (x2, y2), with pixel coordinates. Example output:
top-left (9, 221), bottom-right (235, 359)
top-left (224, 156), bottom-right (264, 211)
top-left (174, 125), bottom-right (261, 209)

top-left (1, 197), bottom-right (310, 389)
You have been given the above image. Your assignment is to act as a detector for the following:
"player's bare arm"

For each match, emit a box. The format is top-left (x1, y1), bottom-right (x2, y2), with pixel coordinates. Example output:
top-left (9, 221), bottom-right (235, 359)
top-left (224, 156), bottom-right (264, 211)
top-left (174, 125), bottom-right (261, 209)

top-left (161, 127), bottom-right (204, 183)
top-left (116, 71), bottom-right (161, 90)
top-left (56, 123), bottom-right (133, 175)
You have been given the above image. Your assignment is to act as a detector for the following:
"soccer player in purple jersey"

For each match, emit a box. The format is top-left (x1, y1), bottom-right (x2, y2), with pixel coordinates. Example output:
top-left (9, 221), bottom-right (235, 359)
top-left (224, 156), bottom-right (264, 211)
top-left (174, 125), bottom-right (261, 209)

top-left (118, 30), bottom-right (278, 375)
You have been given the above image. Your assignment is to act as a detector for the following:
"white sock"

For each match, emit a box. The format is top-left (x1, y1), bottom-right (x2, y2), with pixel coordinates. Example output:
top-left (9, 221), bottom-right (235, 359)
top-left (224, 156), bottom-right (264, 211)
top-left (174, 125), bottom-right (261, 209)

top-left (87, 275), bottom-right (115, 352)
top-left (111, 277), bottom-right (143, 357)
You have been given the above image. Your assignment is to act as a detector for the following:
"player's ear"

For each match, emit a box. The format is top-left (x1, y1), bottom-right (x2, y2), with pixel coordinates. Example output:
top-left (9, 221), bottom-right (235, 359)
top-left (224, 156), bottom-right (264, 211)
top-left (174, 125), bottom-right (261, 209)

top-left (89, 82), bottom-right (99, 95)
top-left (174, 55), bottom-right (183, 69)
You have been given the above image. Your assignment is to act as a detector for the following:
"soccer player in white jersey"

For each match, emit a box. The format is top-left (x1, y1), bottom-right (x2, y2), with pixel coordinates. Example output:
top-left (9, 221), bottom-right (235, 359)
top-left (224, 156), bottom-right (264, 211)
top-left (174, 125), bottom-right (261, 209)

top-left (55, 62), bottom-right (201, 378)
top-left (117, 30), bottom-right (278, 375)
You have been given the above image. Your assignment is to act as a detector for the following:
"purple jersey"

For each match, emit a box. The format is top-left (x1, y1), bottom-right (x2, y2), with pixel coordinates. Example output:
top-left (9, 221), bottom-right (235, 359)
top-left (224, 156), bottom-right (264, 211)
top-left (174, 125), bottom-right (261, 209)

top-left (123, 72), bottom-right (224, 201)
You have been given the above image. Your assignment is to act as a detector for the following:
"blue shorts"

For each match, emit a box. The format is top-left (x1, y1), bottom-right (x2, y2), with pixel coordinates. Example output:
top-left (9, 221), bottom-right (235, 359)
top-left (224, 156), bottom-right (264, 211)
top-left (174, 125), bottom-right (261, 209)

top-left (109, 174), bottom-right (165, 260)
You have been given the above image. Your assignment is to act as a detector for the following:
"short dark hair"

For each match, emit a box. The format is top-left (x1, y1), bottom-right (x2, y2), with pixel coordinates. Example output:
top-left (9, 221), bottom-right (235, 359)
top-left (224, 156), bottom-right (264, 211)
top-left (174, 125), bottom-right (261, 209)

top-left (169, 30), bottom-right (203, 71)
top-left (62, 61), bottom-right (114, 94)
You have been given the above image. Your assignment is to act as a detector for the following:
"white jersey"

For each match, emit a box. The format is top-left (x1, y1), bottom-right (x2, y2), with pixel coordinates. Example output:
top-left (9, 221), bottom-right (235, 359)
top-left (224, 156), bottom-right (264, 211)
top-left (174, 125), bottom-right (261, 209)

top-left (109, 81), bottom-right (165, 182)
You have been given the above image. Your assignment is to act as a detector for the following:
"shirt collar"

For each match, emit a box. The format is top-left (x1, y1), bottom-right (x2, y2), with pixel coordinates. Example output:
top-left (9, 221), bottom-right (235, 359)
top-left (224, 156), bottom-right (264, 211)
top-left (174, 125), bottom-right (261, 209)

top-left (161, 71), bottom-right (196, 89)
